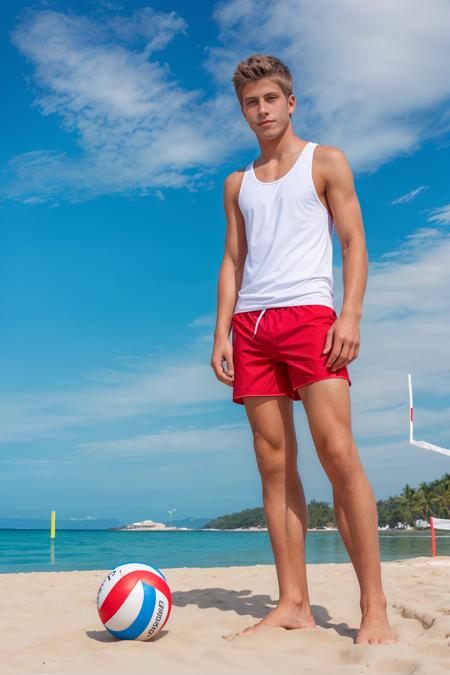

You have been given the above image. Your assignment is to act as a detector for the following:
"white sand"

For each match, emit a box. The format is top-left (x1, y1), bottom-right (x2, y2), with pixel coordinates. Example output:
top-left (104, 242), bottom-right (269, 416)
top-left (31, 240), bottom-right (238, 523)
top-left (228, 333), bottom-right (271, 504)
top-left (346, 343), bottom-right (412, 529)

top-left (1, 557), bottom-right (449, 675)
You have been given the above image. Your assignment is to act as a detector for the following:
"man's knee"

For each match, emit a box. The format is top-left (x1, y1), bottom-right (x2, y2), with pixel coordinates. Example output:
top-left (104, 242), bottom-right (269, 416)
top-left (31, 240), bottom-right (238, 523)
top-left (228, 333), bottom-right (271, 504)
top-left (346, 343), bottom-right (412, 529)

top-left (317, 431), bottom-right (362, 484)
top-left (253, 432), bottom-right (286, 479)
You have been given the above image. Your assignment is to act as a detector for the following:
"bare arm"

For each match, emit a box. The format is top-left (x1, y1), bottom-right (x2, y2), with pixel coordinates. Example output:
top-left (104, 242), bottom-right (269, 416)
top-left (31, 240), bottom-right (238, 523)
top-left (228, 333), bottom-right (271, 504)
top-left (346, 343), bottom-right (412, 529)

top-left (214, 171), bottom-right (247, 338)
top-left (315, 146), bottom-right (369, 370)
top-left (210, 170), bottom-right (247, 386)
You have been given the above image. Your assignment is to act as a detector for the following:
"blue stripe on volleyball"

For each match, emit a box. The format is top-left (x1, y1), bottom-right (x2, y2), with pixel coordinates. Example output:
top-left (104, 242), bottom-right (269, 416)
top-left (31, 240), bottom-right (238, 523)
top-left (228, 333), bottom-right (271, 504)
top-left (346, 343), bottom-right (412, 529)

top-left (107, 582), bottom-right (156, 640)
top-left (155, 567), bottom-right (167, 581)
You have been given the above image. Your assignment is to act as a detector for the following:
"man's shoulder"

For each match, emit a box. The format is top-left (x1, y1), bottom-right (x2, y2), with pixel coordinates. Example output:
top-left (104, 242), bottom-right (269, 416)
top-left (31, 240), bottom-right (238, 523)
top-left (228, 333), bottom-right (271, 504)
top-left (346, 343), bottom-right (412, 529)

top-left (314, 144), bottom-right (353, 183)
top-left (224, 166), bottom-right (247, 182)
top-left (314, 144), bottom-right (350, 168)
top-left (223, 167), bottom-right (247, 194)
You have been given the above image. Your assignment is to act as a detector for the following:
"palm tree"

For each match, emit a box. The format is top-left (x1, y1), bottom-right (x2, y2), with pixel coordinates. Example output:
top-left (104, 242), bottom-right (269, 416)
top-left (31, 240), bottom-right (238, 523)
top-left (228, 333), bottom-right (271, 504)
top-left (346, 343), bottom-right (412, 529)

top-left (398, 484), bottom-right (418, 525)
top-left (417, 482), bottom-right (437, 519)
top-left (433, 481), bottom-right (450, 518)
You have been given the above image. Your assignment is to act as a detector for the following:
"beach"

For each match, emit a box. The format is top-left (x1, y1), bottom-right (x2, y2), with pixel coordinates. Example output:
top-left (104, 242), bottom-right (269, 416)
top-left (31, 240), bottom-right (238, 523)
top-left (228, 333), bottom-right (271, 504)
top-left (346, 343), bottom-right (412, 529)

top-left (1, 556), bottom-right (449, 674)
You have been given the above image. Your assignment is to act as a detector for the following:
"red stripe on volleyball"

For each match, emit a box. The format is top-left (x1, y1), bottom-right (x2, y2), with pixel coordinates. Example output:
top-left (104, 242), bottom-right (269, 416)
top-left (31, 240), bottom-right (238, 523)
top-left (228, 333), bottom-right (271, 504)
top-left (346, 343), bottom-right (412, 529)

top-left (99, 570), bottom-right (171, 625)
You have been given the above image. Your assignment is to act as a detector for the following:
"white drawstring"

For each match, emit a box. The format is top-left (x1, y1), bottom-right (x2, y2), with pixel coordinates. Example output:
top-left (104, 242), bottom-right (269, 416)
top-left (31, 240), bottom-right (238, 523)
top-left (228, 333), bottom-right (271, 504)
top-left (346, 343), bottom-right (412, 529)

top-left (253, 308), bottom-right (268, 337)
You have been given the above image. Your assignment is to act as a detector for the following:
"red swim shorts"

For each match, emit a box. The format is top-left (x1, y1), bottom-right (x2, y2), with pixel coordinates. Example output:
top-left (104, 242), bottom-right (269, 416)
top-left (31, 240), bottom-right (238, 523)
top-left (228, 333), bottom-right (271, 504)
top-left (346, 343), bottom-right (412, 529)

top-left (231, 304), bottom-right (352, 406)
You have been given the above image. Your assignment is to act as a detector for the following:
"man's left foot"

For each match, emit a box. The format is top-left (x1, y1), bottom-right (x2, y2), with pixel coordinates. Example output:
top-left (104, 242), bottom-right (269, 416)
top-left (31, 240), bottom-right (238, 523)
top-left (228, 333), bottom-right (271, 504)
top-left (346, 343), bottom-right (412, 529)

top-left (355, 605), bottom-right (397, 645)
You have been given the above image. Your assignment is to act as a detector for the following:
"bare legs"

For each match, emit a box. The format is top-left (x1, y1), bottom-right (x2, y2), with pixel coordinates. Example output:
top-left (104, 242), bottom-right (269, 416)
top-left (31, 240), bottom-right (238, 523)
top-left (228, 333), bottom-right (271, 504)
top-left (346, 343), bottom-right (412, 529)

top-left (227, 379), bottom-right (397, 645)
top-left (224, 396), bottom-right (316, 639)
top-left (300, 378), bottom-right (397, 644)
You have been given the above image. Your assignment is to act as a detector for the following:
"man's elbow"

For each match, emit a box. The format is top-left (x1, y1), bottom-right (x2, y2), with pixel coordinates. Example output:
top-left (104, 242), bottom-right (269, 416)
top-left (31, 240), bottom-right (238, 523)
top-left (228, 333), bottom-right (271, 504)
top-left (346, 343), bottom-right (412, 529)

top-left (342, 235), bottom-right (367, 257)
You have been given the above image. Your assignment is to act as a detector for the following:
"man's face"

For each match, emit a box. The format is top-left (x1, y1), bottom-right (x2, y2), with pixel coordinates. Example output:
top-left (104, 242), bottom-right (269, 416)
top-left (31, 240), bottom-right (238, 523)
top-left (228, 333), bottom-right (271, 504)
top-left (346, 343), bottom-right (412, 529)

top-left (240, 78), bottom-right (295, 138)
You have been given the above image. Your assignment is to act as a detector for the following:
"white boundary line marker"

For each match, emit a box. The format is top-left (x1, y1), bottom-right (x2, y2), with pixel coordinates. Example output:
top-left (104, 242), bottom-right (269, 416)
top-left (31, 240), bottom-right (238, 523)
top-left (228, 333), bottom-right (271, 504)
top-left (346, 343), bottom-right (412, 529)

top-left (408, 373), bottom-right (450, 457)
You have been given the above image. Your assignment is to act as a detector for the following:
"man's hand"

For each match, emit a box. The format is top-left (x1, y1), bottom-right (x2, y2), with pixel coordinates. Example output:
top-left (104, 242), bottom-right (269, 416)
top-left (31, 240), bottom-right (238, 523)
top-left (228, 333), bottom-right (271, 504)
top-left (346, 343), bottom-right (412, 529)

top-left (210, 337), bottom-right (234, 386)
top-left (322, 310), bottom-right (360, 371)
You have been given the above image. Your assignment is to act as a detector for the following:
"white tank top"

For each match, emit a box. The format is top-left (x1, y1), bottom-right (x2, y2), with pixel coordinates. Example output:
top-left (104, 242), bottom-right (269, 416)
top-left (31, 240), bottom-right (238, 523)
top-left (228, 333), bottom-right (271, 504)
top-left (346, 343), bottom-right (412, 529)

top-left (234, 141), bottom-right (335, 314)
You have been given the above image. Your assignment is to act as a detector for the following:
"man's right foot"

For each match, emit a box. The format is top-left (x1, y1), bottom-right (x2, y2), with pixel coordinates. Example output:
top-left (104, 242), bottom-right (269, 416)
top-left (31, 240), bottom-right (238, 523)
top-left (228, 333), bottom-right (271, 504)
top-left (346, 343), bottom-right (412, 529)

top-left (222, 604), bottom-right (317, 640)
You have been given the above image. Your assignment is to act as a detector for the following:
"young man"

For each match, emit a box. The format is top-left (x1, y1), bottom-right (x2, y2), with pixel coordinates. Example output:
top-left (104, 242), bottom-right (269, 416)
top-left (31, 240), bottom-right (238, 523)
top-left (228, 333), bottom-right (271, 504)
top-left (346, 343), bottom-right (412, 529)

top-left (210, 54), bottom-right (397, 645)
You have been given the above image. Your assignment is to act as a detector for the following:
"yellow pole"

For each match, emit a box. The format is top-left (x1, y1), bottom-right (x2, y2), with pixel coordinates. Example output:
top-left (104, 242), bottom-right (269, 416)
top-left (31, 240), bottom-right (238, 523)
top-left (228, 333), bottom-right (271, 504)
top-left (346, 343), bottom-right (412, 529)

top-left (50, 511), bottom-right (56, 539)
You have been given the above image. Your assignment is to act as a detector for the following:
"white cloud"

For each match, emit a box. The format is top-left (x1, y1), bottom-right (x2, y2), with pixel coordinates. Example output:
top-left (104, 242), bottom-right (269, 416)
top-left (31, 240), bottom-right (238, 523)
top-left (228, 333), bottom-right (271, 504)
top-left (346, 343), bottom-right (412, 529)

top-left (187, 313), bottom-right (217, 328)
top-left (77, 423), bottom-right (247, 456)
top-left (5, 7), bottom-right (228, 202)
top-left (0, 360), bottom-right (229, 443)
top-left (5, 1), bottom-right (450, 201)
top-left (68, 515), bottom-right (97, 520)
top-left (389, 186), bottom-right (429, 205)
top-left (21, 196), bottom-right (49, 205)
top-left (427, 203), bottom-right (450, 225)
top-left (341, 220), bottom-right (450, 452)
top-left (208, 0), bottom-right (450, 169)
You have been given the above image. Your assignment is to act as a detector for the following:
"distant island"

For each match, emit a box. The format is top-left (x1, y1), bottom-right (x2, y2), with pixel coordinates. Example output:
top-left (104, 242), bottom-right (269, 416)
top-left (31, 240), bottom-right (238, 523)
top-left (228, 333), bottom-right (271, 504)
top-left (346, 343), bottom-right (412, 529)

top-left (201, 473), bottom-right (449, 530)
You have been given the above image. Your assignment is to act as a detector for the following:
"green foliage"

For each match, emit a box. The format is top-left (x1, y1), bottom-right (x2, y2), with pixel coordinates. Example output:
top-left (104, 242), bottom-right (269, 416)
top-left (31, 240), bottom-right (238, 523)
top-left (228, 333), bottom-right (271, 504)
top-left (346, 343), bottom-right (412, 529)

top-left (392, 473), bottom-right (450, 526)
top-left (307, 499), bottom-right (336, 528)
top-left (202, 501), bottom-right (336, 529)
top-left (202, 473), bottom-right (450, 530)
top-left (203, 507), bottom-right (266, 529)
top-left (376, 496), bottom-right (403, 528)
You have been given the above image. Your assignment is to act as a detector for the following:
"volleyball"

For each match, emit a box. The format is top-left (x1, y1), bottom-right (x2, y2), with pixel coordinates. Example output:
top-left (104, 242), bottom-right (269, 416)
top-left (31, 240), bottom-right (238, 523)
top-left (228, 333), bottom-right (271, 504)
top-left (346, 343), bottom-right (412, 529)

top-left (97, 563), bottom-right (172, 640)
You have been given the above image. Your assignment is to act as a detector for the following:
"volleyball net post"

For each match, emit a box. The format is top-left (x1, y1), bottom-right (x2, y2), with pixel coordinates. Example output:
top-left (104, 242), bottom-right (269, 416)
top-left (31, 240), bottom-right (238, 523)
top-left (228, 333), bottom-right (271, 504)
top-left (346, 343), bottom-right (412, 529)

top-left (408, 373), bottom-right (450, 457)
top-left (428, 516), bottom-right (450, 557)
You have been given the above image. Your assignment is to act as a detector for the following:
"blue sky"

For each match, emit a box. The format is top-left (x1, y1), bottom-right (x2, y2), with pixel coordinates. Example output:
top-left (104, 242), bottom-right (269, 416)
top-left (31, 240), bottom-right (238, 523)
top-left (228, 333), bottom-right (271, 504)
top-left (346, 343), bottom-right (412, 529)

top-left (1, 0), bottom-right (450, 525)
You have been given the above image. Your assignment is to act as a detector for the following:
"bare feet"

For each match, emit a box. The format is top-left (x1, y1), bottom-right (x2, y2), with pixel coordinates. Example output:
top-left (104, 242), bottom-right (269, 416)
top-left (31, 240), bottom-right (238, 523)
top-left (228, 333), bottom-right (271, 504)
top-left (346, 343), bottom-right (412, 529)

top-left (222, 603), bottom-right (317, 640)
top-left (355, 602), bottom-right (398, 645)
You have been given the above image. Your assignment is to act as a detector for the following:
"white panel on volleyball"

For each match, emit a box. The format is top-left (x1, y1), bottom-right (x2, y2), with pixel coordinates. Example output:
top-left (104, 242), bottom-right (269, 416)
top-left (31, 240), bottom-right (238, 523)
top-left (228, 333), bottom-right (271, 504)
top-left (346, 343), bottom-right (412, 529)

top-left (105, 580), bottom-right (145, 632)
top-left (135, 588), bottom-right (169, 641)
top-left (97, 563), bottom-right (165, 612)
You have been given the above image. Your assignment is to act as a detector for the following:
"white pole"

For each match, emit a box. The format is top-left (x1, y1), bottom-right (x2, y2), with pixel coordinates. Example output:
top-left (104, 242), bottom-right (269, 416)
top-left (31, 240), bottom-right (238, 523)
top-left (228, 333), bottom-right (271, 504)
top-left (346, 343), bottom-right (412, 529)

top-left (408, 373), bottom-right (450, 457)
top-left (408, 373), bottom-right (414, 444)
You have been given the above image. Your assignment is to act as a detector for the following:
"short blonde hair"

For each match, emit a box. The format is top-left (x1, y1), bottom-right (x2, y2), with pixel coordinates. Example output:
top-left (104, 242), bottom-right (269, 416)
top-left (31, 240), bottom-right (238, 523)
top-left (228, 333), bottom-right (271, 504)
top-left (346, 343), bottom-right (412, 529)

top-left (232, 54), bottom-right (293, 107)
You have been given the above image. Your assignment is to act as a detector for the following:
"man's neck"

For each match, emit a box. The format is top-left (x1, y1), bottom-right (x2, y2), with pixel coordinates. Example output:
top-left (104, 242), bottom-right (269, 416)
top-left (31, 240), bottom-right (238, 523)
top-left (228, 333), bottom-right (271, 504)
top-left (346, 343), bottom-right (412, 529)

top-left (257, 128), bottom-right (307, 162)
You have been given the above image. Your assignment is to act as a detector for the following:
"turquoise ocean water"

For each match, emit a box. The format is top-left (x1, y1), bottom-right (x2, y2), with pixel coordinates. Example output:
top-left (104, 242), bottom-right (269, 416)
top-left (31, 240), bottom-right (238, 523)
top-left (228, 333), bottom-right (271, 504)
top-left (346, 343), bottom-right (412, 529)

top-left (1, 529), bottom-right (448, 574)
